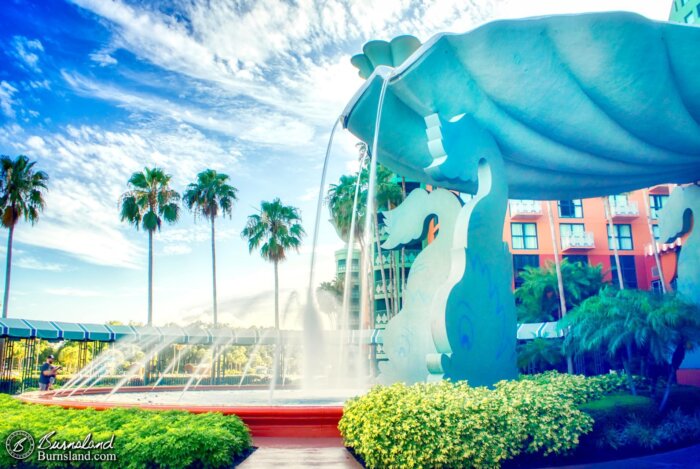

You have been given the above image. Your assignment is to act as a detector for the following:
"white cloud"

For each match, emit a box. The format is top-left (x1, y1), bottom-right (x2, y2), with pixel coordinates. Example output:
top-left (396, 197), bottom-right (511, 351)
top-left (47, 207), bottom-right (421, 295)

top-left (15, 256), bottom-right (64, 272)
top-left (11, 36), bottom-right (44, 73)
top-left (0, 120), bottom-right (246, 268)
top-left (89, 50), bottom-right (118, 66)
top-left (61, 71), bottom-right (316, 146)
top-left (0, 81), bottom-right (18, 118)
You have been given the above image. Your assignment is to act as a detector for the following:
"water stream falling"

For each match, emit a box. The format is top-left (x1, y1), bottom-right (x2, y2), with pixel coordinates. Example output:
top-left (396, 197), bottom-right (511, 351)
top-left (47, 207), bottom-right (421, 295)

top-left (358, 75), bottom-right (390, 382)
top-left (302, 116), bottom-right (340, 390)
top-left (337, 149), bottom-right (367, 381)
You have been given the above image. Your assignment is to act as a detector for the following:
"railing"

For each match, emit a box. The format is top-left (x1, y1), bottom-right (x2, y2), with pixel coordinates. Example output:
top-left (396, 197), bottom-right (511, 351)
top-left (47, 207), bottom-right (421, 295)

top-left (509, 200), bottom-right (542, 218)
top-left (610, 200), bottom-right (639, 218)
top-left (561, 232), bottom-right (595, 250)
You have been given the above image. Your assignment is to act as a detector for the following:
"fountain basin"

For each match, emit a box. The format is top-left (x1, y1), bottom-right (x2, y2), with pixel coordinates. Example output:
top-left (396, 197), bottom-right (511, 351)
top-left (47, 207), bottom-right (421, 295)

top-left (18, 386), bottom-right (351, 437)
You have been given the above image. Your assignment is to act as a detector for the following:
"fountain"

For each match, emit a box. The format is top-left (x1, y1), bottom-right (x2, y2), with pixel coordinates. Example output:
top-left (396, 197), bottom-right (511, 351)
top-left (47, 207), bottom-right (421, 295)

top-left (19, 11), bottom-right (700, 435)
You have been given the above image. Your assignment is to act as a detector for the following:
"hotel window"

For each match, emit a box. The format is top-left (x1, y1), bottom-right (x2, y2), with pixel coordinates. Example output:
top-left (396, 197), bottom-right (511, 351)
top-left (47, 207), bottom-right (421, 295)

top-left (558, 199), bottom-right (583, 218)
top-left (610, 255), bottom-right (638, 289)
top-left (652, 224), bottom-right (660, 241)
top-left (511, 223), bottom-right (538, 250)
top-left (685, 11), bottom-right (695, 23)
top-left (559, 223), bottom-right (585, 247)
top-left (681, 0), bottom-right (687, 6)
top-left (608, 224), bottom-right (633, 250)
top-left (649, 194), bottom-right (668, 219)
top-left (513, 254), bottom-right (540, 288)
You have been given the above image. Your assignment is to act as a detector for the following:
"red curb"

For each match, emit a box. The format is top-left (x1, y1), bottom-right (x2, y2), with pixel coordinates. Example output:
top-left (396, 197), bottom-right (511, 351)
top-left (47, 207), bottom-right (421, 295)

top-left (17, 387), bottom-right (344, 438)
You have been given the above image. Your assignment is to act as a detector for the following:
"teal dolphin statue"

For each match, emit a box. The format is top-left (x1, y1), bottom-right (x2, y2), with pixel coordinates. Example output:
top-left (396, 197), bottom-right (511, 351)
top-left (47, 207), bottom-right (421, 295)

top-left (341, 12), bottom-right (700, 386)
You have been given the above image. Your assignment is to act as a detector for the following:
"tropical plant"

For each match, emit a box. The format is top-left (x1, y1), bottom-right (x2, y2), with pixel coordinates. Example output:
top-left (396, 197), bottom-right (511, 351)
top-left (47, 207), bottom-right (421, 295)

top-left (515, 258), bottom-right (604, 322)
top-left (326, 173), bottom-right (365, 244)
top-left (517, 337), bottom-right (565, 373)
top-left (183, 169), bottom-right (238, 325)
top-left (241, 198), bottom-right (305, 333)
top-left (0, 155), bottom-right (48, 317)
top-left (119, 167), bottom-right (180, 325)
top-left (649, 295), bottom-right (700, 411)
top-left (561, 289), bottom-right (700, 404)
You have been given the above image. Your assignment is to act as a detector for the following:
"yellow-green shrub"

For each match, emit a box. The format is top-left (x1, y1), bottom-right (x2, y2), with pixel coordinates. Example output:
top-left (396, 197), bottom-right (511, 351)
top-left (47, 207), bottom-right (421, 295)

top-left (339, 373), bottom-right (629, 469)
top-left (0, 394), bottom-right (251, 468)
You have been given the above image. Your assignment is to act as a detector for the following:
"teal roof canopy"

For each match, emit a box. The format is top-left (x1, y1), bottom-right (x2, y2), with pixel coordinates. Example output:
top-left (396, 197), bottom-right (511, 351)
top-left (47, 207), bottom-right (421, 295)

top-left (51, 321), bottom-right (87, 341)
top-left (23, 320), bottom-right (60, 340)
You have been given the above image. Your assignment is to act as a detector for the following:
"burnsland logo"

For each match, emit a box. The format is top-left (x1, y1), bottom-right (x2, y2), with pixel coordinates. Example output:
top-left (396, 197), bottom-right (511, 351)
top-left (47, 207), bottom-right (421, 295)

top-left (5, 430), bottom-right (35, 460)
top-left (5, 431), bottom-right (117, 463)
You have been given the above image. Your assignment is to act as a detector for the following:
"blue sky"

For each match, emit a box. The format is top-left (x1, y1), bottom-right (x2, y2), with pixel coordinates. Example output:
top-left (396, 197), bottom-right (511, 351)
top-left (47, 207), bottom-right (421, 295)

top-left (0, 0), bottom-right (670, 327)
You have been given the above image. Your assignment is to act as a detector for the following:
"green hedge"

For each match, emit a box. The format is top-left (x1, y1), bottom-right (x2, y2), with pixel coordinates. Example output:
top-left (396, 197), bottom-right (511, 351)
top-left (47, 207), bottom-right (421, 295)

top-left (579, 394), bottom-right (658, 430)
top-left (339, 373), bottom-right (632, 468)
top-left (0, 394), bottom-right (251, 468)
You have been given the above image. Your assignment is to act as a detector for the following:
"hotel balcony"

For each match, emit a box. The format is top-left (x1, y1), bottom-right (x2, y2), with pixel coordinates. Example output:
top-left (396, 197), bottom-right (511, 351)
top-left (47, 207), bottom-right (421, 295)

top-left (609, 200), bottom-right (639, 220)
top-left (561, 232), bottom-right (595, 251)
top-left (509, 200), bottom-right (542, 219)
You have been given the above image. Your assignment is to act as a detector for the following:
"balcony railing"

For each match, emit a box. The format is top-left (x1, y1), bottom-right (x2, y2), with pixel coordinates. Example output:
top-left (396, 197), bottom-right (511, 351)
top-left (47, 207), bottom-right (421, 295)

top-left (509, 200), bottom-right (542, 219)
top-left (561, 232), bottom-right (595, 250)
top-left (610, 200), bottom-right (639, 219)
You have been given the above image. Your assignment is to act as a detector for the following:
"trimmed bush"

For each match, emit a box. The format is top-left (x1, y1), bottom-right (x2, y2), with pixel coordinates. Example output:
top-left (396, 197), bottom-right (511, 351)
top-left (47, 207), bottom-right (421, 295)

top-left (338, 373), bottom-right (625, 469)
top-left (0, 394), bottom-right (251, 468)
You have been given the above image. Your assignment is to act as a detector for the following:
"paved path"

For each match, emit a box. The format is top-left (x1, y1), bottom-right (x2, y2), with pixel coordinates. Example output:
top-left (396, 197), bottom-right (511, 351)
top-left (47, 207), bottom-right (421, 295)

top-left (553, 444), bottom-right (700, 468)
top-left (240, 441), bottom-right (700, 468)
top-left (238, 438), bottom-right (361, 468)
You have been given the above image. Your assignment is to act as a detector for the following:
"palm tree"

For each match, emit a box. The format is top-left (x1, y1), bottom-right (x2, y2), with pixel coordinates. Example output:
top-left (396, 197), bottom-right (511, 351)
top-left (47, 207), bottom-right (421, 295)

top-left (327, 174), bottom-right (365, 245)
top-left (119, 167), bottom-right (180, 326)
top-left (517, 337), bottom-right (565, 374)
top-left (515, 258), bottom-right (604, 323)
top-left (0, 155), bottom-right (48, 317)
top-left (242, 199), bottom-right (305, 382)
top-left (241, 198), bottom-right (306, 332)
top-left (183, 169), bottom-right (238, 325)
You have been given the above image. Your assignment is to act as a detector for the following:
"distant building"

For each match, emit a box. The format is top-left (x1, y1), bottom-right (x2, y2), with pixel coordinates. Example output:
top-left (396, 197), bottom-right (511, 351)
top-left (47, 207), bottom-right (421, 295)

top-left (669, 0), bottom-right (700, 24)
top-left (505, 187), bottom-right (672, 292)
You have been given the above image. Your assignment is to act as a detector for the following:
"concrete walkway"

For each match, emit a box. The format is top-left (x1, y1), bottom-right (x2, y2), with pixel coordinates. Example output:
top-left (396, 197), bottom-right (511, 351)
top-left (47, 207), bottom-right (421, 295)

top-left (240, 441), bottom-right (700, 468)
top-left (557, 444), bottom-right (700, 468)
top-left (238, 438), bottom-right (361, 468)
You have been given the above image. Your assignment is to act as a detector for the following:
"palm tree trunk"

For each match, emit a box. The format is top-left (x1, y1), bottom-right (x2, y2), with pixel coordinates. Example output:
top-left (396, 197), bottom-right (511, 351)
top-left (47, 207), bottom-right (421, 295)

top-left (659, 365), bottom-right (676, 412)
top-left (604, 198), bottom-right (625, 290)
top-left (374, 211), bottom-right (391, 318)
top-left (3, 224), bottom-right (15, 318)
top-left (148, 229), bottom-right (153, 326)
top-left (545, 201), bottom-right (573, 374)
top-left (211, 217), bottom-right (218, 325)
top-left (623, 340), bottom-right (637, 395)
top-left (274, 260), bottom-right (280, 384)
top-left (400, 177), bottom-right (407, 301)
